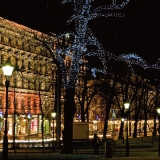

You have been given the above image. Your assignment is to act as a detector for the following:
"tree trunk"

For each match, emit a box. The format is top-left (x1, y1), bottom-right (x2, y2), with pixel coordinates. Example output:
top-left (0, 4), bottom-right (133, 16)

top-left (81, 75), bottom-right (87, 122)
top-left (133, 121), bottom-right (137, 137)
top-left (103, 116), bottom-right (107, 139)
top-left (41, 118), bottom-right (45, 153)
top-left (154, 114), bottom-right (157, 134)
top-left (118, 120), bottom-right (124, 139)
top-left (62, 88), bottom-right (76, 154)
top-left (39, 87), bottom-right (45, 154)
top-left (103, 106), bottom-right (110, 139)
top-left (54, 65), bottom-right (62, 147)
top-left (118, 109), bottom-right (124, 139)
top-left (143, 121), bottom-right (147, 137)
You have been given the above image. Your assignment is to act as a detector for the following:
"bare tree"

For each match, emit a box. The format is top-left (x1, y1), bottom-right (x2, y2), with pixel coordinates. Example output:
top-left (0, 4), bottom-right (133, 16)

top-left (46, 0), bottom-right (131, 153)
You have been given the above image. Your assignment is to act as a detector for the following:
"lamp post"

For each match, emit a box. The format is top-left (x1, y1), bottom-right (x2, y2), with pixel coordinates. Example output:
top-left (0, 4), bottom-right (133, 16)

top-left (121, 118), bottom-right (124, 144)
top-left (157, 107), bottom-right (160, 156)
top-left (2, 62), bottom-right (14, 160)
top-left (124, 101), bottom-right (130, 157)
top-left (51, 111), bottom-right (56, 151)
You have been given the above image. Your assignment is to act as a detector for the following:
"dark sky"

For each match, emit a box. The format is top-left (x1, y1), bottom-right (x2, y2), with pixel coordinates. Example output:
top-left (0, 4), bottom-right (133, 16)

top-left (0, 0), bottom-right (159, 65)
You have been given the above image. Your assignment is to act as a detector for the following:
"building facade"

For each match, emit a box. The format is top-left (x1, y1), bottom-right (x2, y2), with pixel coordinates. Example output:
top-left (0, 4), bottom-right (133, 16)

top-left (0, 17), bottom-right (56, 139)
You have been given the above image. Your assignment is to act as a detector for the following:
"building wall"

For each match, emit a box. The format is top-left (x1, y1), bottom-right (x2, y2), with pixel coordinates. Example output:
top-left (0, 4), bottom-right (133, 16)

top-left (0, 17), bottom-right (56, 136)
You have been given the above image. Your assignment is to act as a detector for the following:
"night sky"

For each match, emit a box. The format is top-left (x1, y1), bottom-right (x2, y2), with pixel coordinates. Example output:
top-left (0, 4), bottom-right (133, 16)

top-left (0, 0), bottom-right (159, 65)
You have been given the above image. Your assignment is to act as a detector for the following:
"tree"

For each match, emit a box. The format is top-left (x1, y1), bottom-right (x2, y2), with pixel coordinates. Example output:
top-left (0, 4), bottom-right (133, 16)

top-left (32, 0), bottom-right (159, 153)
top-left (33, 0), bottom-right (139, 153)
top-left (48, 0), bottom-right (131, 153)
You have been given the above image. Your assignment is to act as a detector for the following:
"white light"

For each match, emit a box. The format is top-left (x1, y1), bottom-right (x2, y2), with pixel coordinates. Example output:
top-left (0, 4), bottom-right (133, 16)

top-left (50, 0), bottom-right (160, 90)
top-left (124, 101), bottom-right (130, 110)
top-left (0, 111), bottom-right (2, 118)
top-left (2, 65), bottom-right (14, 76)
top-left (93, 120), bottom-right (97, 124)
top-left (157, 108), bottom-right (160, 114)
top-left (50, 0), bottom-right (160, 91)
top-left (51, 112), bottom-right (56, 118)
top-left (28, 113), bottom-right (31, 119)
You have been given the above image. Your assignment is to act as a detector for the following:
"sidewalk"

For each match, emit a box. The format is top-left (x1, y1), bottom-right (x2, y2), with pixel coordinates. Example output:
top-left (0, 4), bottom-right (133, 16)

top-left (0, 146), bottom-right (159, 160)
top-left (3, 152), bottom-right (160, 160)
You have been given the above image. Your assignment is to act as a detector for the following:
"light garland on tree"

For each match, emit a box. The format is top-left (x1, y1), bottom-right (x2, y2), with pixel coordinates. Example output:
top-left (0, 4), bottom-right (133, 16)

top-left (50, 0), bottom-right (132, 88)
top-left (118, 53), bottom-right (151, 73)
top-left (50, 0), bottom-right (157, 88)
top-left (152, 58), bottom-right (160, 70)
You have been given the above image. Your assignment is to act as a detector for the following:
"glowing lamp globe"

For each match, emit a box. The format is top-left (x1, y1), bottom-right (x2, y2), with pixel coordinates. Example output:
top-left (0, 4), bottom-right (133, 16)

top-left (157, 108), bottom-right (160, 115)
top-left (124, 101), bottom-right (130, 110)
top-left (51, 112), bottom-right (56, 118)
top-left (2, 64), bottom-right (14, 76)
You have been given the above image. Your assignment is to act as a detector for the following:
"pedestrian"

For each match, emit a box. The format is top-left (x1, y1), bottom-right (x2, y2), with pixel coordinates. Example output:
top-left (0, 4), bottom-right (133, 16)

top-left (18, 129), bottom-right (21, 139)
top-left (91, 133), bottom-right (100, 154)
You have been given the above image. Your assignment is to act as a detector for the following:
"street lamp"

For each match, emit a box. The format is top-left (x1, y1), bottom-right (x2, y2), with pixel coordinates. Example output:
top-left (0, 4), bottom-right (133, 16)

top-left (124, 101), bottom-right (130, 157)
top-left (121, 118), bottom-right (124, 144)
top-left (157, 106), bottom-right (160, 156)
top-left (2, 62), bottom-right (14, 160)
top-left (51, 111), bottom-right (56, 151)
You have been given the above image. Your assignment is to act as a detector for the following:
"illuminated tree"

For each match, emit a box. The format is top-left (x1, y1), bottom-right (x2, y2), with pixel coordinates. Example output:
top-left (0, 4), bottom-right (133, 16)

top-left (45, 0), bottom-right (134, 153)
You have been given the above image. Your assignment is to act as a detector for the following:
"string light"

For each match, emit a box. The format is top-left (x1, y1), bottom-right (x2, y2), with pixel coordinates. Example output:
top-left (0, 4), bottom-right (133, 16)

top-left (51, 0), bottom-right (158, 88)
top-left (118, 53), bottom-right (151, 72)
top-left (152, 58), bottom-right (160, 70)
